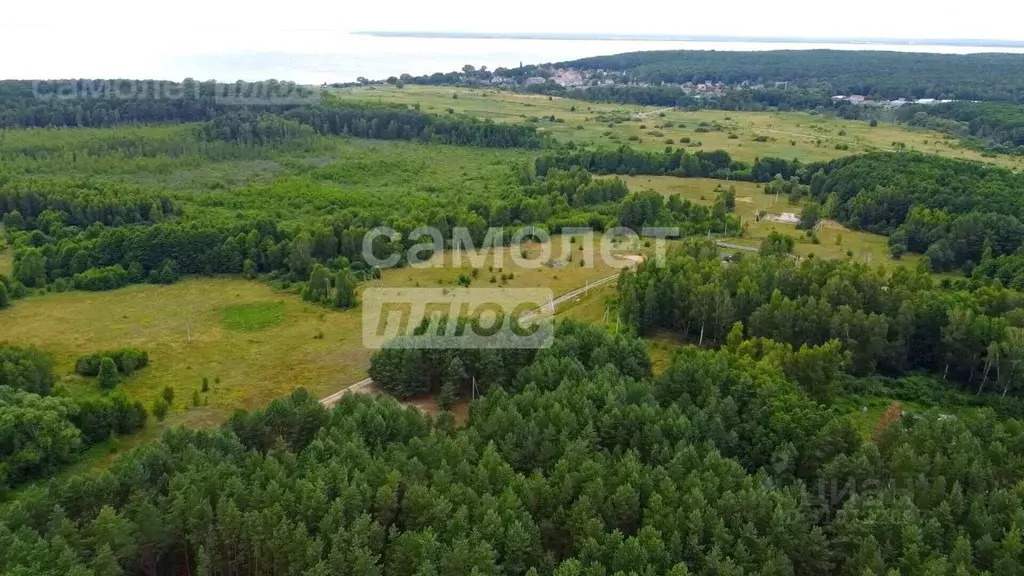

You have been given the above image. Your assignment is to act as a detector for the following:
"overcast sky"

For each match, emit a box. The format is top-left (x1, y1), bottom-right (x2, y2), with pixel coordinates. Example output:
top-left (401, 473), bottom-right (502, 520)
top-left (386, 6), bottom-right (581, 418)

top-left (3, 0), bottom-right (1023, 41)
top-left (2, 0), bottom-right (1022, 81)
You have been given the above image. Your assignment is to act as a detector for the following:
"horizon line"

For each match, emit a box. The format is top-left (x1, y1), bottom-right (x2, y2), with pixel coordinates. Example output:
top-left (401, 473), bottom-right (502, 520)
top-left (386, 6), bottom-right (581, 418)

top-left (353, 31), bottom-right (1024, 48)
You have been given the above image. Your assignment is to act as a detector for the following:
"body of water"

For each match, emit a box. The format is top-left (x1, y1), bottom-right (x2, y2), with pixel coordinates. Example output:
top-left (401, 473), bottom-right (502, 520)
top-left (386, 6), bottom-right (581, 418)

top-left (3, 31), bottom-right (1024, 83)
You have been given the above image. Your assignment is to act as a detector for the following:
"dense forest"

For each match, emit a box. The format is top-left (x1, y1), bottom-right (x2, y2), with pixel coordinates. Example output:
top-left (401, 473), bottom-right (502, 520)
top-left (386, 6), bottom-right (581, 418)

top-left (619, 240), bottom-right (1024, 398)
top-left (5, 126), bottom-right (1020, 301)
top-left (553, 50), bottom-right (1024, 102)
top-left (8, 65), bottom-right (1024, 575)
top-left (0, 80), bottom-right (547, 149)
top-left (5, 321), bottom-right (1024, 575)
top-left (0, 104), bottom-right (570, 301)
top-left (535, 145), bottom-right (781, 182)
top-left (800, 153), bottom-right (1024, 271)
top-left (898, 101), bottom-right (1024, 155)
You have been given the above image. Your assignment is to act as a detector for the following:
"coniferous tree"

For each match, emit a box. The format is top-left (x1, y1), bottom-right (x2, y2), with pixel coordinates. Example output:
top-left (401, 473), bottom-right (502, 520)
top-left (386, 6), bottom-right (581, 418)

top-left (437, 380), bottom-right (457, 411)
top-left (98, 357), bottom-right (120, 390)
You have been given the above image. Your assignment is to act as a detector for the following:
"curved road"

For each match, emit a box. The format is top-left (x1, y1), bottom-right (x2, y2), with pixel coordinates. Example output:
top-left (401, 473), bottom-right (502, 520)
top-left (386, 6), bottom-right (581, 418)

top-left (320, 247), bottom-right (751, 406)
top-left (321, 377), bottom-right (375, 406)
top-left (520, 273), bottom-right (621, 322)
top-left (320, 274), bottom-right (622, 406)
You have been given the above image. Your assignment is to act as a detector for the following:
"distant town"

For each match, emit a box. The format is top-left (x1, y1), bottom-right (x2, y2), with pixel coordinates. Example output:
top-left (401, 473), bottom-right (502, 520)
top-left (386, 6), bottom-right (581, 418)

top-left (413, 65), bottom-right (962, 105)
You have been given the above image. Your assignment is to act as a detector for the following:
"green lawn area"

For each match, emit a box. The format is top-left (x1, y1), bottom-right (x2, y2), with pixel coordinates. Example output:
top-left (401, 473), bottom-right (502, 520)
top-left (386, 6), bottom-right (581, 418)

top-left (220, 301), bottom-right (287, 332)
top-left (332, 85), bottom-right (1024, 169)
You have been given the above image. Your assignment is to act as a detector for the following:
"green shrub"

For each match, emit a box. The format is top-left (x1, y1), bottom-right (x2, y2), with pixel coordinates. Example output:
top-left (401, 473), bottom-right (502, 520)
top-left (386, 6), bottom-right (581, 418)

top-left (152, 398), bottom-right (169, 421)
top-left (72, 265), bottom-right (129, 291)
top-left (75, 349), bottom-right (149, 377)
top-left (98, 357), bottom-right (120, 390)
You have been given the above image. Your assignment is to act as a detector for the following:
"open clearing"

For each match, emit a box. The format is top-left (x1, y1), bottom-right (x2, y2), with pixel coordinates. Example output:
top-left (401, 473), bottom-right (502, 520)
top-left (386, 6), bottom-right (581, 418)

top-left (332, 85), bottom-right (1024, 169)
top-left (380, 233), bottom-right (636, 295)
top-left (0, 234), bottom-right (638, 434)
top-left (618, 175), bottom-right (922, 267)
top-left (620, 176), bottom-right (765, 222)
top-left (0, 278), bottom-right (370, 430)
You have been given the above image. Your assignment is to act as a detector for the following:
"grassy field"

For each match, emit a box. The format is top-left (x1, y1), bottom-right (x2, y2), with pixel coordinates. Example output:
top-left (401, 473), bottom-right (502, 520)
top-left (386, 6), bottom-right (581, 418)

top-left (0, 278), bottom-right (369, 430)
top-left (0, 234), bottom-right (638, 428)
top-left (618, 174), bottom-right (922, 267)
top-left (332, 85), bottom-right (1024, 169)
top-left (557, 283), bottom-right (617, 323)
top-left (621, 176), bottom-right (765, 221)
top-left (717, 218), bottom-right (922, 267)
top-left (380, 233), bottom-right (635, 295)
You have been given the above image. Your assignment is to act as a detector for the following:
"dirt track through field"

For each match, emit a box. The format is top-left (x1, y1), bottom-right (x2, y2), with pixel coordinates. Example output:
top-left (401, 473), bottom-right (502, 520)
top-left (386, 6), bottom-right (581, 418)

top-left (319, 256), bottom-right (647, 405)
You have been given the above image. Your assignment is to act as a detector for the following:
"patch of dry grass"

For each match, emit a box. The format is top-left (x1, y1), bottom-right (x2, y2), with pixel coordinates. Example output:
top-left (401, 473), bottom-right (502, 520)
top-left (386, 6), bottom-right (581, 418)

top-left (332, 85), bottom-right (1024, 169)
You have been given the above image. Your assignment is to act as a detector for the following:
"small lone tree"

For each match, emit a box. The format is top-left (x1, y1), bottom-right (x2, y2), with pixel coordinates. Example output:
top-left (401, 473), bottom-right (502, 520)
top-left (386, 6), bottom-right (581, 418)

top-left (162, 386), bottom-right (175, 404)
top-left (0, 281), bottom-right (9, 309)
top-left (304, 264), bottom-right (331, 304)
top-left (98, 357), bottom-right (120, 390)
top-left (437, 380), bottom-right (458, 411)
top-left (446, 356), bottom-right (467, 386)
top-left (152, 398), bottom-right (169, 421)
top-left (333, 270), bottom-right (358, 309)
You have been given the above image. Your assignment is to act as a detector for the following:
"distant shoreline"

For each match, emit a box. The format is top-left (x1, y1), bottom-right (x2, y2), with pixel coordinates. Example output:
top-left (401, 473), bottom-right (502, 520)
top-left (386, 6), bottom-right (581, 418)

top-left (354, 31), bottom-right (1024, 49)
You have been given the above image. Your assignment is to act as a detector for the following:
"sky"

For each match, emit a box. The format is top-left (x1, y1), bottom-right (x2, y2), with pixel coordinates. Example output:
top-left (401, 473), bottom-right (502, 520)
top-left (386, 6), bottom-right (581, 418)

top-left (3, 0), bottom-right (1023, 42)
top-left (2, 0), bottom-right (1022, 81)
